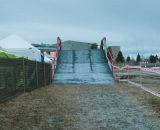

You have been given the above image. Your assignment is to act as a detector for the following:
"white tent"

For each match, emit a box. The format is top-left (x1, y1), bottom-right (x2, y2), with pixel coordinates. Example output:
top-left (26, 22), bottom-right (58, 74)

top-left (0, 35), bottom-right (41, 61)
top-left (44, 55), bottom-right (52, 63)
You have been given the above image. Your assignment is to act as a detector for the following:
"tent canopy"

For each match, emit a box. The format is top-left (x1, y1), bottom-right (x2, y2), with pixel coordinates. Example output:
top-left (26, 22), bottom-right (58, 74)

top-left (0, 46), bottom-right (18, 58)
top-left (0, 35), bottom-right (41, 61)
top-left (44, 55), bottom-right (52, 63)
top-left (0, 35), bottom-right (33, 49)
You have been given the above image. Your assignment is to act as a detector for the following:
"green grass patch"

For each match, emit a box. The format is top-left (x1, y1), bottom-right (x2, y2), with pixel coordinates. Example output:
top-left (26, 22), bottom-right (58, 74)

top-left (0, 52), bottom-right (18, 59)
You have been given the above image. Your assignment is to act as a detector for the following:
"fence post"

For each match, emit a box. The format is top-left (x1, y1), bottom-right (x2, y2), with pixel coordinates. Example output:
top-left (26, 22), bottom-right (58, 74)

top-left (22, 58), bottom-right (26, 93)
top-left (52, 64), bottom-right (55, 83)
top-left (44, 62), bottom-right (46, 86)
top-left (127, 66), bottom-right (129, 84)
top-left (140, 63), bottom-right (142, 86)
top-left (118, 67), bottom-right (120, 82)
top-left (36, 61), bottom-right (39, 88)
top-left (14, 63), bottom-right (17, 92)
top-left (50, 64), bottom-right (52, 84)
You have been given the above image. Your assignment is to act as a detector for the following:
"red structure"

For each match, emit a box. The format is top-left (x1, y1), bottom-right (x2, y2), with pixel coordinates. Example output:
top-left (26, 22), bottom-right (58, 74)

top-left (52, 37), bottom-right (62, 79)
top-left (100, 37), bottom-right (106, 50)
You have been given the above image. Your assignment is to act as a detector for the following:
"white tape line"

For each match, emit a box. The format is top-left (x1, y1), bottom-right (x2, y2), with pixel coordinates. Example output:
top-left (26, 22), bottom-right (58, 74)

top-left (128, 80), bottom-right (142, 87)
top-left (128, 81), bottom-right (160, 98)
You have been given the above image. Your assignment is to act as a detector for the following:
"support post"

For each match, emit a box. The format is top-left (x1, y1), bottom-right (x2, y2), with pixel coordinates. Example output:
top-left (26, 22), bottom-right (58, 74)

top-left (50, 64), bottom-right (52, 84)
top-left (36, 61), bottom-right (39, 88)
top-left (23, 58), bottom-right (25, 93)
top-left (140, 63), bottom-right (142, 86)
top-left (44, 62), bottom-right (46, 86)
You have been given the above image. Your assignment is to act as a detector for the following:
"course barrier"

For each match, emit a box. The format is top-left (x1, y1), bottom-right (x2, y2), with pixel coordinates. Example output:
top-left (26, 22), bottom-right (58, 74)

top-left (52, 37), bottom-right (62, 79)
top-left (101, 37), bottom-right (160, 97)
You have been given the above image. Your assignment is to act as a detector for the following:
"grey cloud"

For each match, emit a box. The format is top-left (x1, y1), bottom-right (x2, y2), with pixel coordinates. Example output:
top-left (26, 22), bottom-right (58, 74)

top-left (0, 0), bottom-right (160, 53)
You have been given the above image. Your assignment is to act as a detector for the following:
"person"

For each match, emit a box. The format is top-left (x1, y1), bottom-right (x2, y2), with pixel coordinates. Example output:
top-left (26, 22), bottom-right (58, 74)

top-left (100, 40), bottom-right (104, 50)
top-left (57, 37), bottom-right (62, 50)
top-left (59, 39), bottom-right (62, 50)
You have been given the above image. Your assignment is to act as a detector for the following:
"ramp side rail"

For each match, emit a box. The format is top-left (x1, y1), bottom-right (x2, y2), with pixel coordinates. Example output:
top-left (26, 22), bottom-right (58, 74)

top-left (52, 37), bottom-right (62, 79)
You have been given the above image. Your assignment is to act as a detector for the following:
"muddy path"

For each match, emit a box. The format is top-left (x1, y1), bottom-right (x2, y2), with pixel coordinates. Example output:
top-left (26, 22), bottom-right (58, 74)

top-left (0, 84), bottom-right (160, 130)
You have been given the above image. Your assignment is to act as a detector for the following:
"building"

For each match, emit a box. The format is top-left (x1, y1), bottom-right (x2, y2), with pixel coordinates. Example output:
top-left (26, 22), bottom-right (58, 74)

top-left (32, 43), bottom-right (57, 62)
top-left (32, 40), bottom-right (98, 60)
top-left (61, 40), bottom-right (97, 50)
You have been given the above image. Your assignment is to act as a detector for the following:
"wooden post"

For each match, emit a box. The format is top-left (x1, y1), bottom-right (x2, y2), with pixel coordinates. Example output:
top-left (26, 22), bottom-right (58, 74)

top-left (14, 64), bottom-right (17, 92)
top-left (127, 66), bottom-right (129, 82)
top-left (36, 61), bottom-right (39, 88)
top-left (50, 64), bottom-right (52, 84)
top-left (44, 62), bottom-right (46, 86)
top-left (23, 58), bottom-right (25, 93)
top-left (127, 66), bottom-right (129, 86)
top-left (140, 63), bottom-right (142, 86)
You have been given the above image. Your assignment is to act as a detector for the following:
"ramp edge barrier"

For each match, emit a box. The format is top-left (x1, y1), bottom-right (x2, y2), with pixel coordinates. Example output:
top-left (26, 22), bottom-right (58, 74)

top-left (52, 37), bottom-right (62, 79)
top-left (101, 37), bottom-right (160, 97)
top-left (128, 80), bottom-right (160, 98)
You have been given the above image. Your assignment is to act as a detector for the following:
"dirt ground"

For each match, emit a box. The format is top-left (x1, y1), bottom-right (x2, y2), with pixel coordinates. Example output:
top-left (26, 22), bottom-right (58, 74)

top-left (0, 83), bottom-right (160, 130)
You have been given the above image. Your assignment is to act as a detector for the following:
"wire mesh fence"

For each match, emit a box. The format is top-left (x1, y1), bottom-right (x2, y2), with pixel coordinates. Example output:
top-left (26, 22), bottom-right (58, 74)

top-left (0, 58), bottom-right (52, 101)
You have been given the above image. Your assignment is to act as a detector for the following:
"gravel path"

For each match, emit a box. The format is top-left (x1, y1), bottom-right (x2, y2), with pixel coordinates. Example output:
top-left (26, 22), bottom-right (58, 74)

top-left (0, 84), bottom-right (160, 130)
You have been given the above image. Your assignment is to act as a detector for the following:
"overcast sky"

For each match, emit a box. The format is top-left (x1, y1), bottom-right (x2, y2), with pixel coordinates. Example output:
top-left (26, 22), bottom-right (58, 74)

top-left (0, 0), bottom-right (160, 54)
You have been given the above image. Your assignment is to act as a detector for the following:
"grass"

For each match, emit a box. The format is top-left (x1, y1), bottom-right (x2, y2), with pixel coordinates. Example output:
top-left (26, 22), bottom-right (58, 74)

top-left (0, 84), bottom-right (160, 129)
top-left (119, 83), bottom-right (160, 116)
top-left (0, 52), bottom-right (18, 59)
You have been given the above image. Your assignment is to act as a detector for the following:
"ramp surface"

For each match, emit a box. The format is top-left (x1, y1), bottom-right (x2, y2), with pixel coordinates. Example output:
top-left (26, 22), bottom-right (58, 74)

top-left (54, 50), bottom-right (114, 84)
